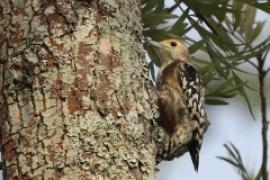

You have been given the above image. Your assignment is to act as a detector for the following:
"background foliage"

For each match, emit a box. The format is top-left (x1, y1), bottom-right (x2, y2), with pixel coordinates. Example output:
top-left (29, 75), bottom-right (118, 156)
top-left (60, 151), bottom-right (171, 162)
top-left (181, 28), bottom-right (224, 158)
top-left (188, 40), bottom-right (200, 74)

top-left (141, 0), bottom-right (270, 179)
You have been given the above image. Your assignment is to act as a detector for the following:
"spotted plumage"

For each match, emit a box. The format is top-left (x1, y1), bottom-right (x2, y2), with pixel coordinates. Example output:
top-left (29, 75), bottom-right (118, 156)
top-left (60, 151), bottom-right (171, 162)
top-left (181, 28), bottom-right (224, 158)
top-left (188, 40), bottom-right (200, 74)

top-left (152, 39), bottom-right (208, 171)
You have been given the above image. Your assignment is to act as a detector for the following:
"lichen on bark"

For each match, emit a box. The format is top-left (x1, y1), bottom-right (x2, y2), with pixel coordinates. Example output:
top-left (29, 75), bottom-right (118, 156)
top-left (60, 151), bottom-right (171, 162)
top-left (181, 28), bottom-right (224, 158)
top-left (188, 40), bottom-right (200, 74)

top-left (0, 0), bottom-right (158, 179)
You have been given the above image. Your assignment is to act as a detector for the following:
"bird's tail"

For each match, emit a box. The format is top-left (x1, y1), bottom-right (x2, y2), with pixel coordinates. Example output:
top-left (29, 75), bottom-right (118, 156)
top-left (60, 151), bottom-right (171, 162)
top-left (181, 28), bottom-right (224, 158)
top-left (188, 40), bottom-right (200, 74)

top-left (188, 131), bottom-right (202, 172)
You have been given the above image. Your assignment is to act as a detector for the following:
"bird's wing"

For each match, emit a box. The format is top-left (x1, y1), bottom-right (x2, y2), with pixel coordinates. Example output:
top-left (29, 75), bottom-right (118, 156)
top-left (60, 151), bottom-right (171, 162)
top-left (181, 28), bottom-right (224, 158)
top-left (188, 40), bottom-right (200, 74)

top-left (178, 63), bottom-right (207, 128)
top-left (177, 62), bottom-right (208, 171)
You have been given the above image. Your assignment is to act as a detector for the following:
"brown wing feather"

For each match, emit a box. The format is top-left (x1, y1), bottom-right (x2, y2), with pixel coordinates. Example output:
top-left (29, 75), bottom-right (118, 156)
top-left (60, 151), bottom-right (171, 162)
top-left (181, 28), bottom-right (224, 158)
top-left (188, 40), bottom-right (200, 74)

top-left (156, 61), bottom-right (187, 135)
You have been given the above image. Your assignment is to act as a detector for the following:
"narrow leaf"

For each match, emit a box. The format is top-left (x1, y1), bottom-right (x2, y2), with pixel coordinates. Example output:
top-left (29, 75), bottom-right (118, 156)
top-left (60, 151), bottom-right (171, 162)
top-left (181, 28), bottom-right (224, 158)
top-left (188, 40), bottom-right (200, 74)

top-left (188, 39), bottom-right (205, 54)
top-left (205, 98), bottom-right (229, 105)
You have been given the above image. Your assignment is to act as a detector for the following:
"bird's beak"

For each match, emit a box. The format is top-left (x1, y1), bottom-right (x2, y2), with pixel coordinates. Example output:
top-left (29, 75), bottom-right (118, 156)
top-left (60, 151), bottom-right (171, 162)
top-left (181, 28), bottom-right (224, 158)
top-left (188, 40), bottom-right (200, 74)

top-left (147, 39), bottom-right (164, 49)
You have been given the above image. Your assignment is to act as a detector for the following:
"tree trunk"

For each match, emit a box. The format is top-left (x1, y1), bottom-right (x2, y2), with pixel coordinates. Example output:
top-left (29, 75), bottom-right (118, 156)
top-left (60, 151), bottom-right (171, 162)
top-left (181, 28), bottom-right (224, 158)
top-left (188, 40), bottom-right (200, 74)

top-left (0, 0), bottom-right (158, 179)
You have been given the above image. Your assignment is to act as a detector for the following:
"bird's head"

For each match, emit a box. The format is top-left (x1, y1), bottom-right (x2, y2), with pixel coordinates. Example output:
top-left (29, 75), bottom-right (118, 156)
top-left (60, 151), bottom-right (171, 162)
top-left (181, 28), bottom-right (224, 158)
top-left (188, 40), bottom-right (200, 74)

top-left (149, 39), bottom-right (191, 65)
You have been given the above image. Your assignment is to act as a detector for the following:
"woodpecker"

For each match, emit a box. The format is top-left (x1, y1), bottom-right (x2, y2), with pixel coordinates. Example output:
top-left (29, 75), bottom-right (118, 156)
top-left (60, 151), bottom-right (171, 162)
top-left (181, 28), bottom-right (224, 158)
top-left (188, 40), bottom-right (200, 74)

top-left (150, 39), bottom-right (208, 171)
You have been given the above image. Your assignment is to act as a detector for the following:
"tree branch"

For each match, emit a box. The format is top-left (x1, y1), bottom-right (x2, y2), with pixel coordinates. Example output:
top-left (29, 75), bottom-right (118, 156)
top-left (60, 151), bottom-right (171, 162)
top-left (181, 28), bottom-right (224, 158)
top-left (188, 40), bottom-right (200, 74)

top-left (265, 66), bottom-right (270, 74)
top-left (247, 60), bottom-right (258, 69)
top-left (257, 54), bottom-right (269, 180)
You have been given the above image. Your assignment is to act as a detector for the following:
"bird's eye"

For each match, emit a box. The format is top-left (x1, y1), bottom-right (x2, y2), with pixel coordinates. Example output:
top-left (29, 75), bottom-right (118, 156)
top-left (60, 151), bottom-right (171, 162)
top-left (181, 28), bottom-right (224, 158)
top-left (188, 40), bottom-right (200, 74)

top-left (170, 41), bottom-right (177, 47)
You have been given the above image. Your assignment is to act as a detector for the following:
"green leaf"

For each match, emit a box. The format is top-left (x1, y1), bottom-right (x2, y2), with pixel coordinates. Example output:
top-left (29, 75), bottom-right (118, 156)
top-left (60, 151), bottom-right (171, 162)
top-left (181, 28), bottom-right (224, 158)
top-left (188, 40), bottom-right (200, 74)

top-left (165, 4), bottom-right (179, 13)
top-left (193, 57), bottom-right (211, 65)
top-left (155, 0), bottom-right (165, 12)
top-left (217, 156), bottom-right (239, 168)
top-left (170, 9), bottom-right (189, 36)
top-left (142, 0), bottom-right (164, 14)
top-left (147, 61), bottom-right (156, 81)
top-left (224, 143), bottom-right (240, 163)
top-left (188, 39), bottom-right (205, 54)
top-left (144, 43), bottom-right (161, 67)
top-left (206, 46), bottom-right (229, 79)
top-left (203, 16), bottom-right (237, 51)
top-left (143, 12), bottom-right (178, 28)
top-left (205, 98), bottom-right (229, 105)
top-left (229, 142), bottom-right (244, 164)
top-left (233, 72), bottom-right (255, 119)
top-left (188, 17), bottom-right (236, 53)
top-left (218, 142), bottom-right (254, 180)
top-left (143, 12), bottom-right (178, 19)
top-left (199, 63), bottom-right (218, 86)
top-left (206, 77), bottom-right (240, 98)
top-left (144, 29), bottom-right (181, 41)
top-left (234, 0), bottom-right (270, 14)
top-left (232, 0), bottom-right (244, 31)
top-left (250, 21), bottom-right (265, 42)
top-left (239, 5), bottom-right (257, 40)
top-left (218, 92), bottom-right (238, 98)
top-left (210, 77), bottom-right (234, 92)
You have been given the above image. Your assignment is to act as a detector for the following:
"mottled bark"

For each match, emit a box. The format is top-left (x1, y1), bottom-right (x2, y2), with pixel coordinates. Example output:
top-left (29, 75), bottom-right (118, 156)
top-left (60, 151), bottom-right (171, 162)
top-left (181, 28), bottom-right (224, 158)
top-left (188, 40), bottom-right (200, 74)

top-left (0, 0), bottom-right (158, 179)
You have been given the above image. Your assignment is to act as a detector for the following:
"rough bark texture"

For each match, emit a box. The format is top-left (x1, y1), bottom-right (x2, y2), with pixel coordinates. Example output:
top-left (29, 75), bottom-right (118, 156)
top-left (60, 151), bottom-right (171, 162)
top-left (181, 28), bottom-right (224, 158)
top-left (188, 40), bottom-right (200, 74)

top-left (0, 0), bottom-right (158, 179)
